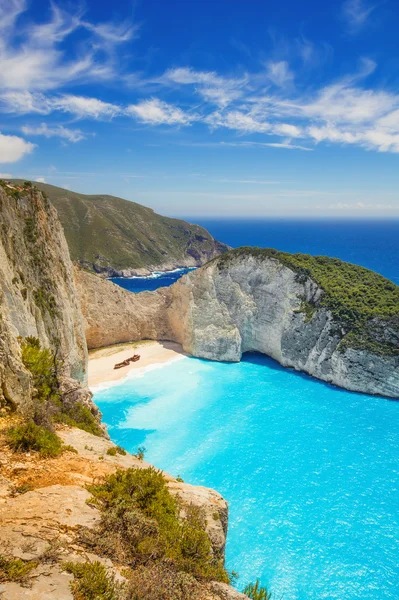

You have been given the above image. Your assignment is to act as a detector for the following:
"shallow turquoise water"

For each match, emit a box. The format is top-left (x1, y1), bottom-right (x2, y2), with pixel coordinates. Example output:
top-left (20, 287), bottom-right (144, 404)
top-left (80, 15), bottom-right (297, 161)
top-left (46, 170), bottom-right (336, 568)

top-left (94, 354), bottom-right (399, 599)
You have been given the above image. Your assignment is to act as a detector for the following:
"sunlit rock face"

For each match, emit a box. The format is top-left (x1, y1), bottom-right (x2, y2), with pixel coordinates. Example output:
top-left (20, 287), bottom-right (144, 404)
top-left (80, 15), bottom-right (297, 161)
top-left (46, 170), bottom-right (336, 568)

top-left (0, 183), bottom-right (88, 413)
top-left (77, 252), bottom-right (399, 399)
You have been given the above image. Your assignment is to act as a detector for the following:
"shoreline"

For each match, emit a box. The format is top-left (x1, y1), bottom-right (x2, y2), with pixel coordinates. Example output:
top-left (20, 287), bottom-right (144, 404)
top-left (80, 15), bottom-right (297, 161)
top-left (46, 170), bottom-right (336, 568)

top-left (88, 340), bottom-right (187, 389)
top-left (107, 266), bottom-right (196, 281)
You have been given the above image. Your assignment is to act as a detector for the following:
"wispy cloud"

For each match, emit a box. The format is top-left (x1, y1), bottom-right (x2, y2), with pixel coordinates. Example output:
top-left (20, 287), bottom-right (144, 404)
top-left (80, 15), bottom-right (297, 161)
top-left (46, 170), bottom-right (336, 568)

top-left (126, 98), bottom-right (197, 125)
top-left (0, 0), bottom-right (136, 91)
top-left (342, 0), bottom-right (377, 33)
top-left (21, 123), bottom-right (86, 142)
top-left (0, 131), bottom-right (35, 163)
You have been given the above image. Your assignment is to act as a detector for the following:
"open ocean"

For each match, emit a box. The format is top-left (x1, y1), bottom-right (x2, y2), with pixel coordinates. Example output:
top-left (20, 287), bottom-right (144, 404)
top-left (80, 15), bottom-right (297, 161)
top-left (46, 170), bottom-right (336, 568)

top-left (100, 219), bottom-right (399, 599)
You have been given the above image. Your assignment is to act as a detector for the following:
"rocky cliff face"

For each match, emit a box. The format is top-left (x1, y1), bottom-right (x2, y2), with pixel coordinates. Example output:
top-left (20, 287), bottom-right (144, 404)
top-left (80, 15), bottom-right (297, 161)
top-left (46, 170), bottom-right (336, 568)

top-left (76, 251), bottom-right (399, 399)
top-left (0, 182), bottom-right (89, 414)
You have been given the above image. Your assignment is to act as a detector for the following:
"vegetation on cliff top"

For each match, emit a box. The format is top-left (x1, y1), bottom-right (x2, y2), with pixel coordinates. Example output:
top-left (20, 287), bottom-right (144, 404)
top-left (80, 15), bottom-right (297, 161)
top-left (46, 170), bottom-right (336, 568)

top-left (85, 467), bottom-right (230, 584)
top-left (8, 180), bottom-right (228, 274)
top-left (215, 247), bottom-right (399, 355)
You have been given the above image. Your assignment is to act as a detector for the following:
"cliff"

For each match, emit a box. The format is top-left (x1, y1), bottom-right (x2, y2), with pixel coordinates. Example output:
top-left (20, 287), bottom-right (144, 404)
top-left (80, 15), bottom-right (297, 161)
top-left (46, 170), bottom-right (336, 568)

top-left (11, 181), bottom-right (229, 277)
top-left (0, 182), bottom-right (249, 599)
top-left (76, 248), bottom-right (399, 398)
top-left (0, 423), bottom-right (247, 600)
top-left (0, 181), bottom-right (90, 415)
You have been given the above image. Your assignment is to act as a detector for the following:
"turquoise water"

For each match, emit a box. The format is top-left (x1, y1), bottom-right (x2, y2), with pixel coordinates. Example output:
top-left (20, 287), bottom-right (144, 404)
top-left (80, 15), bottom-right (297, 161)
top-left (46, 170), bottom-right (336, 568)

top-left (94, 354), bottom-right (399, 600)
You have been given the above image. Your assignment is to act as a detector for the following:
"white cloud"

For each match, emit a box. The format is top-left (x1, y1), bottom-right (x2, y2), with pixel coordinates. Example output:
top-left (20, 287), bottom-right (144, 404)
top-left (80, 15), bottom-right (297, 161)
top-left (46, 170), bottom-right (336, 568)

top-left (163, 67), bottom-right (246, 107)
top-left (342, 0), bottom-right (376, 33)
top-left (206, 110), bottom-right (271, 133)
top-left (0, 132), bottom-right (35, 163)
top-left (0, 0), bottom-right (136, 92)
top-left (54, 96), bottom-right (121, 119)
top-left (35, 177), bottom-right (46, 183)
top-left (22, 123), bottom-right (85, 142)
top-left (0, 172), bottom-right (12, 178)
top-left (127, 99), bottom-right (197, 125)
top-left (266, 61), bottom-right (294, 87)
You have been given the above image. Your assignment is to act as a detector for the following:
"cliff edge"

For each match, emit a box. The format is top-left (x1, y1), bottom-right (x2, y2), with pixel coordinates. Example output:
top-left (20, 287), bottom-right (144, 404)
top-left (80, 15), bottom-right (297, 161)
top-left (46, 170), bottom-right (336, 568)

top-left (77, 248), bottom-right (399, 398)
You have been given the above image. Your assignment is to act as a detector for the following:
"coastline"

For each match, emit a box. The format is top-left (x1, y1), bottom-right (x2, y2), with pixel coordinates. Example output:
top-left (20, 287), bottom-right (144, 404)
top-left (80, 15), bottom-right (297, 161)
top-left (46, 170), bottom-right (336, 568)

top-left (88, 340), bottom-right (187, 389)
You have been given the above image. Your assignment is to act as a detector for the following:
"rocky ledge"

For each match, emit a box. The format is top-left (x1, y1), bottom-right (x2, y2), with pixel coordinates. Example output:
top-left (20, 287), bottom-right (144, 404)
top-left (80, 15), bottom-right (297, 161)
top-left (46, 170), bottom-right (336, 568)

top-left (0, 422), bottom-right (248, 600)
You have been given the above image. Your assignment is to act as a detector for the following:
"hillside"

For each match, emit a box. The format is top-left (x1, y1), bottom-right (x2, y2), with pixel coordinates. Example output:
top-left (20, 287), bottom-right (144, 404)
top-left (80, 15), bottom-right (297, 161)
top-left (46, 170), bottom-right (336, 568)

top-left (11, 180), bottom-right (228, 277)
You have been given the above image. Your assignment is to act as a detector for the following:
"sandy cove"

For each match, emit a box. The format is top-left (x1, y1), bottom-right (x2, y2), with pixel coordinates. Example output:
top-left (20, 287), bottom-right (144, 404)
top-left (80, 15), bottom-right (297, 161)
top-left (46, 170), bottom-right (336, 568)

top-left (88, 340), bottom-right (187, 387)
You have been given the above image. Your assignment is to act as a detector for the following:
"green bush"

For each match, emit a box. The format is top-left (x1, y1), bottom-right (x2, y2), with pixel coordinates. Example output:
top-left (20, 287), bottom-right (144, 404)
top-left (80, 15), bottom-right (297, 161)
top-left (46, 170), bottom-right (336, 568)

top-left (107, 447), bottom-right (117, 456)
top-left (21, 337), bottom-right (103, 437)
top-left (63, 561), bottom-right (123, 600)
top-left (86, 468), bottom-right (229, 583)
top-left (6, 422), bottom-right (62, 457)
top-left (243, 579), bottom-right (272, 600)
top-left (125, 563), bottom-right (203, 600)
top-left (0, 556), bottom-right (38, 583)
top-left (56, 402), bottom-right (103, 437)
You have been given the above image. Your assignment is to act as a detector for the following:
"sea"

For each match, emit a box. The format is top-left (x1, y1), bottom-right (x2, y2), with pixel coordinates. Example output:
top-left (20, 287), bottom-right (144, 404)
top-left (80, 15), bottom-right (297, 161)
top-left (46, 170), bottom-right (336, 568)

top-left (111, 220), bottom-right (399, 292)
top-left (98, 219), bottom-right (399, 599)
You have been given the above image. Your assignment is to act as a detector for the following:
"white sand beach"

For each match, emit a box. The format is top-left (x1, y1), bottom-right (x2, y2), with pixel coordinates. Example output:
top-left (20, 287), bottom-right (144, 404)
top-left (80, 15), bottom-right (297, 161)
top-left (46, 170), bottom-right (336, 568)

top-left (88, 340), bottom-right (186, 387)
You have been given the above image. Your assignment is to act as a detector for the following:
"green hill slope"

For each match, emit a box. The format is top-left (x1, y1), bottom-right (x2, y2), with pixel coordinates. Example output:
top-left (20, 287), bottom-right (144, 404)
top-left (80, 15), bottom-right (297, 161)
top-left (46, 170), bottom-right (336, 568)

top-left (11, 181), bottom-right (228, 276)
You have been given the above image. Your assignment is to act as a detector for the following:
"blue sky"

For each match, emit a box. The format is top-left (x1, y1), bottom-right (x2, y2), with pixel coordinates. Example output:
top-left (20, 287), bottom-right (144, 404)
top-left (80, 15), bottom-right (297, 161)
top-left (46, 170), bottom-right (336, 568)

top-left (1, 0), bottom-right (399, 218)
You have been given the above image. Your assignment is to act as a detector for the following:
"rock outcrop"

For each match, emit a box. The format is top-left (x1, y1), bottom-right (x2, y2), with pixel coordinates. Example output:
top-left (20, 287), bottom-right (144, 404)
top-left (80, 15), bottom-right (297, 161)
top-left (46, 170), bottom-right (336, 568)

top-left (76, 250), bottom-right (399, 398)
top-left (0, 424), bottom-right (234, 600)
top-left (0, 182), bottom-right (89, 414)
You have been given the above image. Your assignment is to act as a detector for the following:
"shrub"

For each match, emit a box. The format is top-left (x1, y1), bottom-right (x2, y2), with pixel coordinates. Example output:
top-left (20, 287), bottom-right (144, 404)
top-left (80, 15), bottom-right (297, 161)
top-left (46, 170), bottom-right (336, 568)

top-left (63, 561), bottom-right (123, 600)
top-left (86, 468), bottom-right (229, 583)
top-left (56, 402), bottom-right (103, 437)
top-left (106, 446), bottom-right (126, 456)
top-left (243, 580), bottom-right (272, 600)
top-left (0, 556), bottom-right (38, 583)
top-left (135, 446), bottom-right (146, 460)
top-left (21, 337), bottom-right (103, 437)
top-left (7, 422), bottom-right (62, 457)
top-left (126, 563), bottom-right (204, 600)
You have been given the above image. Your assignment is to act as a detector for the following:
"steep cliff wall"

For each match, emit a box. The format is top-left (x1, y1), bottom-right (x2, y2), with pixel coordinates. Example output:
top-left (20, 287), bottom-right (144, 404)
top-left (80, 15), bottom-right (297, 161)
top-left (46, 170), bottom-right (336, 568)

top-left (0, 182), bottom-right (88, 413)
top-left (76, 249), bottom-right (399, 398)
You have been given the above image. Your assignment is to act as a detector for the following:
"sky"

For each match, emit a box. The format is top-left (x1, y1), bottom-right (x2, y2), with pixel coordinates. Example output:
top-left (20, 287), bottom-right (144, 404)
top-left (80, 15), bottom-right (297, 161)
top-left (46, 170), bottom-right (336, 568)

top-left (1, 0), bottom-right (399, 218)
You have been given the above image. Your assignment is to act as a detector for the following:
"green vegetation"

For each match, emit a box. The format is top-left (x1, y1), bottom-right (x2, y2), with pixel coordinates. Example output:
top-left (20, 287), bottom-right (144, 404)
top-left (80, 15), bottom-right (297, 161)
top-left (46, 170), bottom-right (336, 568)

top-left (0, 556), bottom-right (38, 583)
top-left (85, 467), bottom-right (229, 584)
top-left (243, 580), bottom-right (272, 600)
top-left (6, 422), bottom-right (62, 457)
top-left (10, 180), bottom-right (228, 274)
top-left (20, 336), bottom-right (102, 436)
top-left (215, 247), bottom-right (399, 355)
top-left (63, 561), bottom-right (122, 600)
top-left (135, 446), bottom-right (146, 460)
top-left (56, 402), bottom-right (103, 437)
top-left (106, 445), bottom-right (127, 456)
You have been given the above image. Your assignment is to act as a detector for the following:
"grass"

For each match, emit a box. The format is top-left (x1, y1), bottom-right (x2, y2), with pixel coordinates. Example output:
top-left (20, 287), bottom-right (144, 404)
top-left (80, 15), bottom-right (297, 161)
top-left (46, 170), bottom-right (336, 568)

top-left (6, 422), bottom-right (62, 457)
top-left (85, 467), bottom-right (230, 584)
top-left (0, 556), bottom-right (38, 583)
top-left (214, 247), bottom-right (399, 355)
top-left (63, 561), bottom-right (122, 600)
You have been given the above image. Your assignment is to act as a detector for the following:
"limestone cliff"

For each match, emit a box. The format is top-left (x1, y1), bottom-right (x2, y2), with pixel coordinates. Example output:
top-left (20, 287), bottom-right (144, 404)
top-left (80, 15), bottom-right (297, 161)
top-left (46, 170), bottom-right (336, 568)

top-left (76, 249), bottom-right (399, 398)
top-left (0, 181), bottom-right (89, 414)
